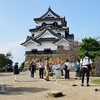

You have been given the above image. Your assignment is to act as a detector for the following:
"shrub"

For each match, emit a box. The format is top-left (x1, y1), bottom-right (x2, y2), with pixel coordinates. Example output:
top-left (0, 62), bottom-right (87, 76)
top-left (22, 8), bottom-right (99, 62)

top-left (93, 56), bottom-right (100, 76)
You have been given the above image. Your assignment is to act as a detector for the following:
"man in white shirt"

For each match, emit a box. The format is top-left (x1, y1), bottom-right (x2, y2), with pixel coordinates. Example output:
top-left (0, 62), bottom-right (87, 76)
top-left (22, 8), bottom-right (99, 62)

top-left (80, 51), bottom-right (92, 86)
top-left (64, 59), bottom-right (70, 79)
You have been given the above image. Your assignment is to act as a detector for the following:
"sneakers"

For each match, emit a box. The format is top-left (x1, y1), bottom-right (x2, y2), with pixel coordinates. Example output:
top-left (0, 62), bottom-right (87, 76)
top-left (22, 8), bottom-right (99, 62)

top-left (81, 84), bottom-right (84, 86)
top-left (87, 84), bottom-right (90, 87)
top-left (45, 79), bottom-right (50, 81)
top-left (81, 84), bottom-right (90, 86)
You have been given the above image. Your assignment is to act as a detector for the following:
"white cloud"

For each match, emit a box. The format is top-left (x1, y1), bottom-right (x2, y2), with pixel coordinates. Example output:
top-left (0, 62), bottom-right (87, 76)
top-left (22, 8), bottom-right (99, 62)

top-left (0, 40), bottom-right (25, 65)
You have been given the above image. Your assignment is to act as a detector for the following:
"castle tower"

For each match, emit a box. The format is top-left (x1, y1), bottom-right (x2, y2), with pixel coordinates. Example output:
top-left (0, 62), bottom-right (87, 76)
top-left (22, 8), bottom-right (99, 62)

top-left (21, 7), bottom-right (74, 68)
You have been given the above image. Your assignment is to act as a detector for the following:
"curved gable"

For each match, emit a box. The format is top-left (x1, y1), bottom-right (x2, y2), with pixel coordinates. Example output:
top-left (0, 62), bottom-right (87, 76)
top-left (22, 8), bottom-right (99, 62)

top-left (35, 28), bottom-right (61, 40)
top-left (54, 38), bottom-right (69, 49)
top-left (21, 38), bottom-right (40, 46)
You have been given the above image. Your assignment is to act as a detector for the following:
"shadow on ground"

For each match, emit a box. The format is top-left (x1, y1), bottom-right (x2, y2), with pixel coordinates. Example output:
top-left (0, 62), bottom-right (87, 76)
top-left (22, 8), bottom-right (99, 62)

top-left (1, 86), bottom-right (48, 95)
top-left (0, 73), bottom-right (13, 77)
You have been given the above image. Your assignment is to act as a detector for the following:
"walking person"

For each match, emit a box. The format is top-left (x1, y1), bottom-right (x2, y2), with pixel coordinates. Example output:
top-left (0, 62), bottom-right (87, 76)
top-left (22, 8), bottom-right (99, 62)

top-left (63, 59), bottom-right (70, 79)
top-left (80, 51), bottom-right (93, 86)
top-left (13, 62), bottom-right (19, 82)
top-left (45, 57), bottom-right (50, 81)
top-left (38, 59), bottom-right (44, 79)
top-left (29, 61), bottom-right (36, 78)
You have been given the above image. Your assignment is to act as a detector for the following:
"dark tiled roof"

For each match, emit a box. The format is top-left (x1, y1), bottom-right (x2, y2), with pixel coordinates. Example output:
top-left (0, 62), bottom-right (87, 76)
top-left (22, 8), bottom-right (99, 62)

top-left (38, 7), bottom-right (60, 19)
top-left (37, 38), bottom-right (58, 42)
top-left (34, 17), bottom-right (63, 21)
top-left (53, 37), bottom-right (69, 44)
top-left (21, 28), bottom-right (65, 46)
top-left (21, 36), bottom-right (41, 45)
top-left (34, 28), bottom-right (61, 40)
top-left (29, 25), bottom-right (67, 32)
top-left (21, 36), bottom-right (31, 44)
top-left (29, 26), bottom-right (43, 32)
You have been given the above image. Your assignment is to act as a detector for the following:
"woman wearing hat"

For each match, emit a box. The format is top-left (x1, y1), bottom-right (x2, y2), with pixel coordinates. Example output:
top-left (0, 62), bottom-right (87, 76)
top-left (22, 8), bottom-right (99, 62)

top-left (13, 62), bottom-right (19, 82)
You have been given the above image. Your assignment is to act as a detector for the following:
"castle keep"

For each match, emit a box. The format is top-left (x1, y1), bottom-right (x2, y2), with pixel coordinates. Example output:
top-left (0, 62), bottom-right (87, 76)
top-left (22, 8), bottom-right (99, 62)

top-left (21, 7), bottom-right (74, 68)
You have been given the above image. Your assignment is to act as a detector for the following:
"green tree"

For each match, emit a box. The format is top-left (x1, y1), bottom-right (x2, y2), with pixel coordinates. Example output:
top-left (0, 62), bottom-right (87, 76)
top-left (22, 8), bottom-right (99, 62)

top-left (0, 53), bottom-right (13, 71)
top-left (93, 56), bottom-right (100, 76)
top-left (78, 37), bottom-right (100, 59)
top-left (19, 61), bottom-right (25, 71)
top-left (5, 51), bottom-right (13, 59)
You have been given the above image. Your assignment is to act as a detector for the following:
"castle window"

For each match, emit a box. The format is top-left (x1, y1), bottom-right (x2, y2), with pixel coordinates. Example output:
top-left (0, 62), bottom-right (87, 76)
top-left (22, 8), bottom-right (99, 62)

top-left (31, 49), bottom-right (37, 54)
top-left (53, 22), bottom-right (58, 26)
top-left (32, 34), bottom-right (34, 37)
top-left (58, 45), bottom-right (64, 50)
top-left (47, 14), bottom-right (51, 17)
top-left (44, 48), bottom-right (52, 54)
top-left (42, 22), bottom-right (46, 26)
top-left (57, 33), bottom-right (61, 36)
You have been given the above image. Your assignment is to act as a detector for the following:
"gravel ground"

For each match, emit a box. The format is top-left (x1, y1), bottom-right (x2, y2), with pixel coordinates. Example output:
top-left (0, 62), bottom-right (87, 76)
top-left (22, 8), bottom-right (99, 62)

top-left (0, 71), bottom-right (100, 100)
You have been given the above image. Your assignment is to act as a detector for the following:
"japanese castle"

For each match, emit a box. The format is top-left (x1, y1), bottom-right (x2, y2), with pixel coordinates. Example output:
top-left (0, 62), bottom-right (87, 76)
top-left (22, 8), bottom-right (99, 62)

top-left (21, 7), bottom-right (74, 67)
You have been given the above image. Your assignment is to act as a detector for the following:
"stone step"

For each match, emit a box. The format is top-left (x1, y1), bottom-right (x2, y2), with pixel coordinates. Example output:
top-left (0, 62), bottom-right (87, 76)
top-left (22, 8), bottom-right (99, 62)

top-left (47, 90), bottom-right (64, 97)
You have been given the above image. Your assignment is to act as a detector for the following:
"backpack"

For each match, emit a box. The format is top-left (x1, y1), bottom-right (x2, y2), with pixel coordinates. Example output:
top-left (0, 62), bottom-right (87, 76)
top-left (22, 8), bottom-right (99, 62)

top-left (63, 65), bottom-right (68, 70)
top-left (82, 57), bottom-right (91, 71)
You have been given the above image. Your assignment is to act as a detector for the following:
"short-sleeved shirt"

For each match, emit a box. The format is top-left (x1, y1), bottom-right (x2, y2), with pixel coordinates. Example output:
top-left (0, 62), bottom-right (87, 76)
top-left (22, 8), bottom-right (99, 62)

top-left (64, 62), bottom-right (70, 70)
top-left (80, 56), bottom-right (92, 68)
top-left (38, 62), bottom-right (44, 68)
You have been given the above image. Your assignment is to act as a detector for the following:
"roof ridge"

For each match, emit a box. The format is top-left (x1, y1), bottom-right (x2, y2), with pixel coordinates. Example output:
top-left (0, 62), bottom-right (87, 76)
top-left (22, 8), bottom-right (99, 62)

top-left (36, 7), bottom-right (60, 19)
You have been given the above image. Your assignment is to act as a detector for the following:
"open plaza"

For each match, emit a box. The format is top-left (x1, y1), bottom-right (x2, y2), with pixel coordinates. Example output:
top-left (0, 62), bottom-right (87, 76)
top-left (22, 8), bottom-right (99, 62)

top-left (0, 71), bottom-right (100, 100)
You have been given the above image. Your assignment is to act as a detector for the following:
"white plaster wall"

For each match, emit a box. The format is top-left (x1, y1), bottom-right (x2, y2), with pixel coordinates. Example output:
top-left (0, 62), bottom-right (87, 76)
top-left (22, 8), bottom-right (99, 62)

top-left (58, 40), bottom-right (69, 47)
top-left (25, 41), bottom-right (57, 51)
top-left (32, 29), bottom-right (65, 38)
top-left (37, 30), bottom-right (58, 39)
top-left (43, 12), bottom-right (58, 18)
top-left (54, 39), bottom-right (69, 50)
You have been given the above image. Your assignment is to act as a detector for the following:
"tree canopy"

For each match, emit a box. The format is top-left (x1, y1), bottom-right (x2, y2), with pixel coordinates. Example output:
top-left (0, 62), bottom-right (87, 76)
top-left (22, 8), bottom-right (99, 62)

top-left (78, 37), bottom-right (100, 60)
top-left (0, 53), bottom-right (13, 71)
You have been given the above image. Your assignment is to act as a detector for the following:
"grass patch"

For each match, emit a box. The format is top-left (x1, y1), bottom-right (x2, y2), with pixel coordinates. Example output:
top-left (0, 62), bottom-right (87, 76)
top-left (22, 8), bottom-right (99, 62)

top-left (91, 79), bottom-right (100, 84)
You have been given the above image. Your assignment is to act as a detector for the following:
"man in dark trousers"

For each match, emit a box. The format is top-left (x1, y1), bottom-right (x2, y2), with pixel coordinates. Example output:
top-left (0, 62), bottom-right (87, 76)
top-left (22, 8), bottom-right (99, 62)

top-left (80, 51), bottom-right (93, 86)
top-left (13, 62), bottom-right (19, 82)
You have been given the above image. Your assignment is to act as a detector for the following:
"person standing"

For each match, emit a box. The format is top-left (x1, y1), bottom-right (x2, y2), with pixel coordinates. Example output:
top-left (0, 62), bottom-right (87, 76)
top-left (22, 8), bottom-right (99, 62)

top-left (52, 61), bottom-right (61, 79)
top-left (38, 59), bottom-right (44, 79)
top-left (45, 57), bottom-right (50, 81)
top-left (29, 61), bottom-right (36, 78)
top-left (64, 59), bottom-right (70, 79)
top-left (13, 62), bottom-right (19, 82)
top-left (80, 51), bottom-right (93, 86)
top-left (75, 59), bottom-right (81, 79)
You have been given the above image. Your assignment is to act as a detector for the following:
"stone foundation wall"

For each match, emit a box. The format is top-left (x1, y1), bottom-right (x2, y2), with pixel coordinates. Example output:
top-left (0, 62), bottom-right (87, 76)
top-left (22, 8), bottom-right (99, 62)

top-left (24, 54), bottom-right (58, 70)
top-left (24, 47), bottom-right (79, 70)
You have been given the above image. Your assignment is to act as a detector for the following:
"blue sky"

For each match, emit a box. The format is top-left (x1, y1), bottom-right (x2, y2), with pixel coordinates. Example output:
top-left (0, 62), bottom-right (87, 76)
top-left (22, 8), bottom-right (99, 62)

top-left (0, 0), bottom-right (100, 65)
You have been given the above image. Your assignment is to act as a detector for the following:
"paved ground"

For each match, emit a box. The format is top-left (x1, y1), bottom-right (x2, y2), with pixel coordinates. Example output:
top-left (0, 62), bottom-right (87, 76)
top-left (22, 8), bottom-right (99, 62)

top-left (0, 70), bottom-right (100, 100)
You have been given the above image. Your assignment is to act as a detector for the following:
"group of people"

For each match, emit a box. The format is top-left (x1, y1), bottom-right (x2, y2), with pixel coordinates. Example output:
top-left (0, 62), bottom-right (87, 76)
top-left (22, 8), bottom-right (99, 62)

top-left (29, 58), bottom-right (50, 81)
top-left (13, 51), bottom-right (93, 86)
